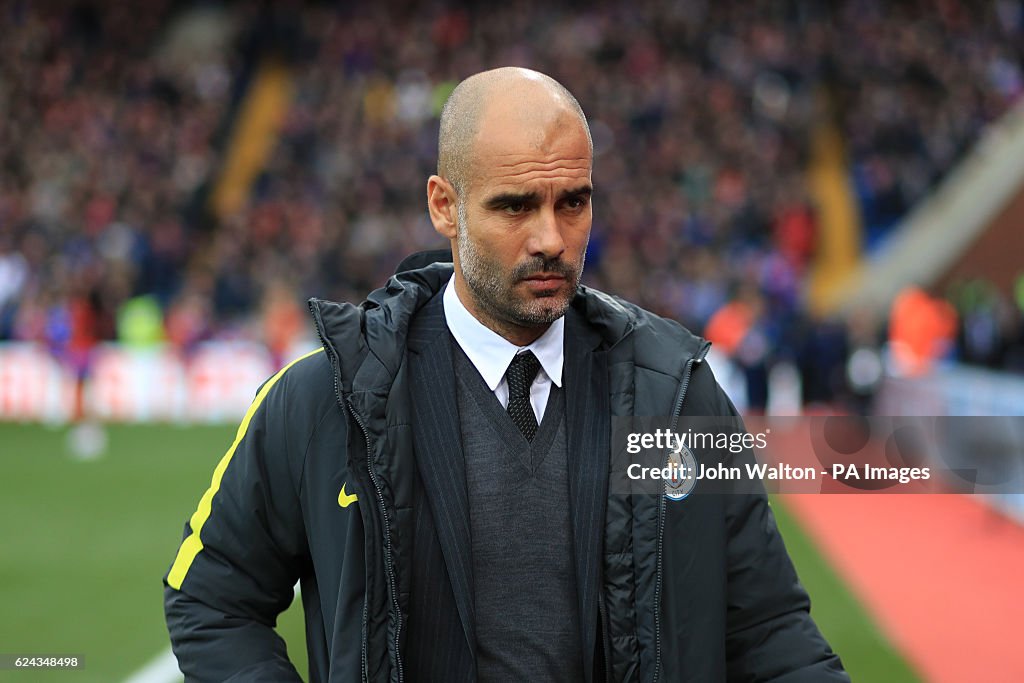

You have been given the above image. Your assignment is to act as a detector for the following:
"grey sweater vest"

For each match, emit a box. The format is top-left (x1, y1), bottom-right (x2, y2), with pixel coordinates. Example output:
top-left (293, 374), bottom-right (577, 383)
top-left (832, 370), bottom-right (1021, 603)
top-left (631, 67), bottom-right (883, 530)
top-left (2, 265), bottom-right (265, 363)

top-left (453, 343), bottom-right (584, 682)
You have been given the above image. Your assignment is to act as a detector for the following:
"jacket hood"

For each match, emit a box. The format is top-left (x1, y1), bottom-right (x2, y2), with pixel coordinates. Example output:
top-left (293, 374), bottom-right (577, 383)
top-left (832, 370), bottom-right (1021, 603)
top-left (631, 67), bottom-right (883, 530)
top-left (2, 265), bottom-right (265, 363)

top-left (309, 252), bottom-right (707, 394)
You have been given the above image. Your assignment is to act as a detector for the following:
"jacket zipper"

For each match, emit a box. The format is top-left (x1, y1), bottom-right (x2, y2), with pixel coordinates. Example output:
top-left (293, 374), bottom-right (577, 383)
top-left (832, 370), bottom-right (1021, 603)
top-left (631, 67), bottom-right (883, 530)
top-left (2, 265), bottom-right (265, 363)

top-left (352, 404), bottom-right (371, 683)
top-left (652, 343), bottom-right (709, 683)
top-left (311, 302), bottom-right (404, 683)
top-left (346, 401), bottom-right (405, 683)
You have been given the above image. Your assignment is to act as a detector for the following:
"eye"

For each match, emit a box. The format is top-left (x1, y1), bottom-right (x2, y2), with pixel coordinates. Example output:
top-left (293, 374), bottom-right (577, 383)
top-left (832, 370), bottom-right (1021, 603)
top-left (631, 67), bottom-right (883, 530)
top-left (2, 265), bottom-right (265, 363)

top-left (504, 202), bottom-right (527, 215)
top-left (564, 196), bottom-right (589, 211)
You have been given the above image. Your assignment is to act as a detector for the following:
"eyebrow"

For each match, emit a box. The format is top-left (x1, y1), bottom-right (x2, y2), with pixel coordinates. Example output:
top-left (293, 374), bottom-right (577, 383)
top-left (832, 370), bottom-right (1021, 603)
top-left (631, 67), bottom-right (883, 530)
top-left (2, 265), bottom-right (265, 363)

top-left (482, 185), bottom-right (593, 210)
top-left (559, 185), bottom-right (593, 202)
top-left (483, 191), bottom-right (541, 210)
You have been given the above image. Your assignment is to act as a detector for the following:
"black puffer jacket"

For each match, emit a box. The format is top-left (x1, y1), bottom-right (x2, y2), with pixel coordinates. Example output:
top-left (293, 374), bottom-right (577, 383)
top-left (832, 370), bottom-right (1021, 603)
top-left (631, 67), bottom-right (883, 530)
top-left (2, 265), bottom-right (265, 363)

top-left (164, 257), bottom-right (848, 682)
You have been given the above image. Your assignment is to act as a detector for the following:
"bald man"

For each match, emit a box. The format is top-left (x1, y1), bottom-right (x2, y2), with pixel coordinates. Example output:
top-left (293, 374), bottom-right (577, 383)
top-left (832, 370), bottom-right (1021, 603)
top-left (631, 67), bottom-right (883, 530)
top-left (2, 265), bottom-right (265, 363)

top-left (164, 68), bottom-right (848, 682)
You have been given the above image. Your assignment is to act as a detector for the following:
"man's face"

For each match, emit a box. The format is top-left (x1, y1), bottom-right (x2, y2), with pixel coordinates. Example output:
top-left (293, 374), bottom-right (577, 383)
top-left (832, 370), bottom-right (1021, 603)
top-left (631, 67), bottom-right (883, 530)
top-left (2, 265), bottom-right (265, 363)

top-left (454, 110), bottom-right (592, 331)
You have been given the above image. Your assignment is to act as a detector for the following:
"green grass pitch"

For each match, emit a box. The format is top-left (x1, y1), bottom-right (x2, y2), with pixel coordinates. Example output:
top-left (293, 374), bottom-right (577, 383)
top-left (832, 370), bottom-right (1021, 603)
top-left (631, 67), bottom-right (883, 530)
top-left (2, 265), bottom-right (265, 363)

top-left (0, 423), bottom-right (917, 682)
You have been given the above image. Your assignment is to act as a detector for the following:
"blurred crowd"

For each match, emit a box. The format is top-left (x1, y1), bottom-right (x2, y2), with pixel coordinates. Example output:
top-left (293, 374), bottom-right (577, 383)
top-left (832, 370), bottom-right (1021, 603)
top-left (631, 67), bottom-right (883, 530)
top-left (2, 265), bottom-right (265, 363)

top-left (835, 1), bottom-right (1024, 246)
top-left (0, 0), bottom-right (237, 372)
top-left (2, 0), bottom-right (1024, 407)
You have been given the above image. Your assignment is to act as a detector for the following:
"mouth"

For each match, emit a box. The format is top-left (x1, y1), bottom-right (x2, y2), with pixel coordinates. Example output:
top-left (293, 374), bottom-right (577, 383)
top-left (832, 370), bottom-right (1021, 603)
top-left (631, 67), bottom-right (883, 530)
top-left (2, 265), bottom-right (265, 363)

top-left (521, 273), bottom-right (566, 283)
top-left (519, 273), bottom-right (567, 295)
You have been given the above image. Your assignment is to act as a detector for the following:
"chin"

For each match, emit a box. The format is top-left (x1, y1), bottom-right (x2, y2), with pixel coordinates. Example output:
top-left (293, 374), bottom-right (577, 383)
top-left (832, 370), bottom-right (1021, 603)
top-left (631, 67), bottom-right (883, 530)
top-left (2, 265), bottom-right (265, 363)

top-left (520, 299), bottom-right (571, 324)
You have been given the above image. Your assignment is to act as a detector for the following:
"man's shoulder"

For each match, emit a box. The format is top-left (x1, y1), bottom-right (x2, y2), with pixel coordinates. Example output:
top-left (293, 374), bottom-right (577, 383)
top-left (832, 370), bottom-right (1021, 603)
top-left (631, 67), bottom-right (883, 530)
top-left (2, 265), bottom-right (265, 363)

top-left (274, 346), bottom-right (333, 385)
top-left (258, 347), bottom-right (337, 419)
top-left (574, 286), bottom-right (708, 376)
top-left (309, 263), bottom-right (452, 385)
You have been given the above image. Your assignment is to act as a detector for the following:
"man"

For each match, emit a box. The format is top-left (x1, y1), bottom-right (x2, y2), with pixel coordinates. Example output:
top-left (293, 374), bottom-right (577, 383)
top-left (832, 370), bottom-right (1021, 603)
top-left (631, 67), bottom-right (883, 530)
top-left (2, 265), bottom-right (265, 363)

top-left (164, 67), bottom-right (848, 682)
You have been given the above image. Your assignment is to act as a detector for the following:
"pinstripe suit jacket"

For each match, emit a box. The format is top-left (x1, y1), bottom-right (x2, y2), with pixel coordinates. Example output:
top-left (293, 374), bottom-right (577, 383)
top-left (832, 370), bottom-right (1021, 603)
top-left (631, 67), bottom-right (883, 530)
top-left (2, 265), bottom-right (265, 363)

top-left (402, 291), bottom-right (609, 681)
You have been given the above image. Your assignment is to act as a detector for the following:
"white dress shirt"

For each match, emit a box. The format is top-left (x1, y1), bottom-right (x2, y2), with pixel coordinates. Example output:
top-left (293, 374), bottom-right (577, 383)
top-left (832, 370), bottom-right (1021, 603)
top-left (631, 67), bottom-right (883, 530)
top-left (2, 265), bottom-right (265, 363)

top-left (443, 277), bottom-right (564, 422)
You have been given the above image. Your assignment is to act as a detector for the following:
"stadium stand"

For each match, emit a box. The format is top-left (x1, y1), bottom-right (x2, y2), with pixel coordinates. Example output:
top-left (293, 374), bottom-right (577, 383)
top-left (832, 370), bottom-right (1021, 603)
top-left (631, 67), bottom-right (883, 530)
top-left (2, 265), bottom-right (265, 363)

top-left (2, 0), bottom-right (1023, 415)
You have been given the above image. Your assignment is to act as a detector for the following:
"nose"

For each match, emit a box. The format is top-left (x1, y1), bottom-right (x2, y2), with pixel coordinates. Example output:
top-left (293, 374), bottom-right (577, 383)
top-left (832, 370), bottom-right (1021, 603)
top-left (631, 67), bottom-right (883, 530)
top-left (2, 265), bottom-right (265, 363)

top-left (528, 206), bottom-right (566, 261)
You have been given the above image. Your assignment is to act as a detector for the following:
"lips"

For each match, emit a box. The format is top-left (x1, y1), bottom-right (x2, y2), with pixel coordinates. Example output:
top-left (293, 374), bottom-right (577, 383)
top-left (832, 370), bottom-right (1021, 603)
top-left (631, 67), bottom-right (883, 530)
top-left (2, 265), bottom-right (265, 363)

top-left (520, 274), bottom-right (566, 295)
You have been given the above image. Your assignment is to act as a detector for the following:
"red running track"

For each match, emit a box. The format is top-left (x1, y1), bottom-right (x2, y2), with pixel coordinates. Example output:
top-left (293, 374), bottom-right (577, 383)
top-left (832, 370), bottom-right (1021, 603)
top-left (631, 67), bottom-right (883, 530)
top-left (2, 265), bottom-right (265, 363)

top-left (782, 494), bottom-right (1024, 683)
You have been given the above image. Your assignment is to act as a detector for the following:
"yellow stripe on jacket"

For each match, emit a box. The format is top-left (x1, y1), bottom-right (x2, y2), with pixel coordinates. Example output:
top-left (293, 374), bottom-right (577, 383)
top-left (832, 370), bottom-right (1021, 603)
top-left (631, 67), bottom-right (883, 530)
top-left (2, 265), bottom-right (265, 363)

top-left (167, 347), bottom-right (324, 590)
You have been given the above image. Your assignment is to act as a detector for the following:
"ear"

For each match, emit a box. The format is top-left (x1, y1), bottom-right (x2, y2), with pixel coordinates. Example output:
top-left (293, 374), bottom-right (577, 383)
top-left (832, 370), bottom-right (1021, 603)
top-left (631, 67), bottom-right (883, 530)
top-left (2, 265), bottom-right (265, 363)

top-left (427, 175), bottom-right (459, 240)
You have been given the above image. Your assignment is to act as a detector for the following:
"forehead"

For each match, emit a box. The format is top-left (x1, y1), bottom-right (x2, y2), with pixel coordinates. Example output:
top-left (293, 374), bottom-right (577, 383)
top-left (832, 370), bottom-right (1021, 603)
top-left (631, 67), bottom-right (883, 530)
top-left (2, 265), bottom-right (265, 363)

top-left (468, 104), bottom-right (592, 194)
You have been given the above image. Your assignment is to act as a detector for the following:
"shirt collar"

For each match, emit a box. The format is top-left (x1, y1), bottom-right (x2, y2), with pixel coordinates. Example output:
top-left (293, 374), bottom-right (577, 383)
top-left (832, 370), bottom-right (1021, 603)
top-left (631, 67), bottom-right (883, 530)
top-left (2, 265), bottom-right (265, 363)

top-left (443, 276), bottom-right (564, 391)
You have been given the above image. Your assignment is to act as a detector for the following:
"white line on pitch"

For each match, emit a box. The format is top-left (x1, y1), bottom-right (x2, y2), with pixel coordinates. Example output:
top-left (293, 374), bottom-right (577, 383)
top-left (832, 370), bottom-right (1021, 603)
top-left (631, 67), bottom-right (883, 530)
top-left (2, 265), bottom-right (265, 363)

top-left (121, 647), bottom-right (181, 683)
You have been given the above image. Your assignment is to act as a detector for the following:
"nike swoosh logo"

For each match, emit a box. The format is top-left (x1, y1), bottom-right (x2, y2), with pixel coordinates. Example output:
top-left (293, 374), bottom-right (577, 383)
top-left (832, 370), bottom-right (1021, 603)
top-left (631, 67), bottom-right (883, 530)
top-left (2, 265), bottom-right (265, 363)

top-left (338, 483), bottom-right (358, 508)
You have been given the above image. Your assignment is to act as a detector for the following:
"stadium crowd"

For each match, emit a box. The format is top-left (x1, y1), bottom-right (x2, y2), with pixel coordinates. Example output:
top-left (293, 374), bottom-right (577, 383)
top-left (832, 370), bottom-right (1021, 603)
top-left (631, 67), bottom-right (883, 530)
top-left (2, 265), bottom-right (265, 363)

top-left (0, 0), bottom-right (241, 370)
top-left (2, 0), bottom-right (1024, 409)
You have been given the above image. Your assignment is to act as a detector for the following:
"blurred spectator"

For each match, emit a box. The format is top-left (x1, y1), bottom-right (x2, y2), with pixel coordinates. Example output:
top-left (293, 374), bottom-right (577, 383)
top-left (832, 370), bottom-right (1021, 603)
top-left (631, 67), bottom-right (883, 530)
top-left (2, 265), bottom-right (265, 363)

top-left (705, 284), bottom-right (772, 411)
top-left (948, 276), bottom-right (1024, 371)
top-left (842, 307), bottom-right (885, 415)
top-left (888, 285), bottom-right (958, 377)
top-left (261, 280), bottom-right (304, 368)
top-left (165, 285), bottom-right (214, 357)
top-left (117, 295), bottom-right (165, 348)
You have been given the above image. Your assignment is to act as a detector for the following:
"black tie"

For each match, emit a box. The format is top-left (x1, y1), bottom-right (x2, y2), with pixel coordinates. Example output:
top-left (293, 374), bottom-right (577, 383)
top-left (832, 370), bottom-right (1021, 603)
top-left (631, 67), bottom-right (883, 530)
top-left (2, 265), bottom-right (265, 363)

top-left (506, 351), bottom-right (541, 441)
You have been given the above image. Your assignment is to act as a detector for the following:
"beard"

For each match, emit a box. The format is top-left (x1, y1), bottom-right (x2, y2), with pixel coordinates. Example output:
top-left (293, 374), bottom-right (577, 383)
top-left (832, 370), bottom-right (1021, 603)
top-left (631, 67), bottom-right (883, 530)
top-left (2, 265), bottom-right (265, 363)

top-left (456, 199), bottom-right (585, 328)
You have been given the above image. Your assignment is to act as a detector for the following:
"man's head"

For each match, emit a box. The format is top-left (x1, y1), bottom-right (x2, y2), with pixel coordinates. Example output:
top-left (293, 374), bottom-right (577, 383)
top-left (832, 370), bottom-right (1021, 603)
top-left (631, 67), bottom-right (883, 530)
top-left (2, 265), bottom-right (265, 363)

top-left (427, 67), bottom-right (593, 345)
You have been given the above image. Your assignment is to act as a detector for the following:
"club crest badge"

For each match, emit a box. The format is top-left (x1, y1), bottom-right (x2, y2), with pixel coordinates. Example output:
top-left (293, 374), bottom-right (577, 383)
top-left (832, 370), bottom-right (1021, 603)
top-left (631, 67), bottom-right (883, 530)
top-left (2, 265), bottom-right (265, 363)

top-left (665, 443), bottom-right (698, 501)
